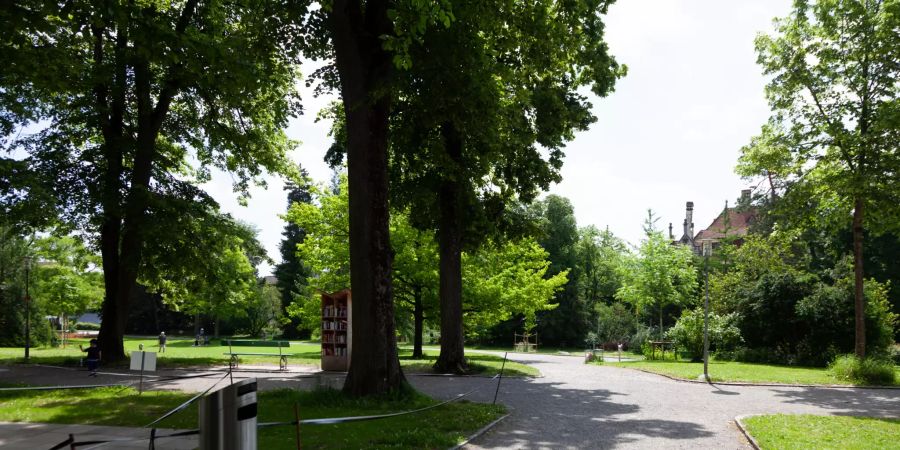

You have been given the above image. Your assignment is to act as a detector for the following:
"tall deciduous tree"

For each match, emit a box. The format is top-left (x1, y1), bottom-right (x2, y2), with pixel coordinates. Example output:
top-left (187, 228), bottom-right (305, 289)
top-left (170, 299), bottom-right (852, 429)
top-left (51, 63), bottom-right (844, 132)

top-left (617, 229), bottom-right (697, 338)
top-left (739, 0), bottom-right (900, 357)
top-left (275, 171), bottom-right (313, 339)
top-left (303, 0), bottom-right (453, 395)
top-left (1, 1), bottom-right (302, 360)
top-left (33, 236), bottom-right (104, 334)
top-left (388, 0), bottom-right (624, 372)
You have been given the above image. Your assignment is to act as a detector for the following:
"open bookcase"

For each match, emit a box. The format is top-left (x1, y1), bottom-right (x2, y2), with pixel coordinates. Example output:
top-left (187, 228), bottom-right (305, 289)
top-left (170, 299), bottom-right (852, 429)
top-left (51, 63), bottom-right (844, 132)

top-left (321, 290), bottom-right (351, 371)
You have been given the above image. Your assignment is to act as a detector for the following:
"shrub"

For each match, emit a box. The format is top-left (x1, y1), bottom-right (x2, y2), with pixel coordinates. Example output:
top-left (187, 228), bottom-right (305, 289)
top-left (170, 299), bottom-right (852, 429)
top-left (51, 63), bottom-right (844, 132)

top-left (829, 354), bottom-right (896, 385)
top-left (594, 302), bottom-right (637, 345)
top-left (666, 308), bottom-right (742, 362)
top-left (797, 265), bottom-right (897, 365)
top-left (584, 331), bottom-right (599, 349)
top-left (630, 324), bottom-right (654, 353)
top-left (75, 322), bottom-right (101, 331)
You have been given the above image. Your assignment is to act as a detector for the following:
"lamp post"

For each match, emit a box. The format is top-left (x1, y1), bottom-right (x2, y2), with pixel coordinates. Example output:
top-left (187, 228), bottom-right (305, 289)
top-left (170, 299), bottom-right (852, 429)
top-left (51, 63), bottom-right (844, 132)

top-left (702, 240), bottom-right (711, 382)
top-left (24, 255), bottom-right (32, 360)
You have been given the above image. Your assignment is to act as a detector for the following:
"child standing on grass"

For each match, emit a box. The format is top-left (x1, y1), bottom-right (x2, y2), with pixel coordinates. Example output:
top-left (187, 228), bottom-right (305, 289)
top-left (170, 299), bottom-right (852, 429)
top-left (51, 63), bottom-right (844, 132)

top-left (158, 331), bottom-right (167, 353)
top-left (79, 339), bottom-right (101, 376)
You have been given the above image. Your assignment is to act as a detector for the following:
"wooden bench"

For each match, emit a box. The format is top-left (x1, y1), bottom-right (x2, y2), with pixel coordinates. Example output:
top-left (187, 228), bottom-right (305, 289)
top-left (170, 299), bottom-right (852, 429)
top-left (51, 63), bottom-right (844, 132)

top-left (223, 340), bottom-right (292, 370)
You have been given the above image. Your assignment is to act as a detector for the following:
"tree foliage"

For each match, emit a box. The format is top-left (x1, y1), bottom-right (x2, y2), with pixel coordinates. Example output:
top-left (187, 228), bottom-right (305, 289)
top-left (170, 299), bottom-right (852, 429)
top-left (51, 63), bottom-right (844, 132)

top-left (739, 0), bottom-right (900, 357)
top-left (617, 231), bottom-right (697, 336)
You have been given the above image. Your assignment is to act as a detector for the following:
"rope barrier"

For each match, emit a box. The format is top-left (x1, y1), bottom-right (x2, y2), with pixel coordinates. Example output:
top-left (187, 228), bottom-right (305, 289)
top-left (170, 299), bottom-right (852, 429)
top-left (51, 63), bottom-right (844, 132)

top-left (47, 371), bottom-right (503, 449)
top-left (0, 382), bottom-right (134, 392)
top-left (259, 374), bottom-right (499, 428)
top-left (144, 368), bottom-right (232, 428)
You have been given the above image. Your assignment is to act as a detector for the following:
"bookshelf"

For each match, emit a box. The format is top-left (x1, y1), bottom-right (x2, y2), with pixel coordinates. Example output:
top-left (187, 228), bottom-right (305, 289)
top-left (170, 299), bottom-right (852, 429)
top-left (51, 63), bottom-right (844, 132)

top-left (321, 290), bottom-right (351, 371)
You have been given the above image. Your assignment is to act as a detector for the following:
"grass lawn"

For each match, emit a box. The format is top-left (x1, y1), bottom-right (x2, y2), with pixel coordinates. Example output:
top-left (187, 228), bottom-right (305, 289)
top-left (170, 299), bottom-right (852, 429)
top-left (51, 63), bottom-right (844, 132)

top-left (0, 337), bottom-right (322, 368)
top-left (606, 359), bottom-right (900, 386)
top-left (0, 385), bottom-right (505, 449)
top-left (398, 349), bottom-right (539, 377)
top-left (1, 338), bottom-right (539, 376)
top-left (741, 414), bottom-right (900, 450)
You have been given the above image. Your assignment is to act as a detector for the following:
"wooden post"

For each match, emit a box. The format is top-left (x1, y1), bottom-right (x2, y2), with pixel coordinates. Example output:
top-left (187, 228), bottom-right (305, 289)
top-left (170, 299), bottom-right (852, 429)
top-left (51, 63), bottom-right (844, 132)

top-left (294, 402), bottom-right (302, 450)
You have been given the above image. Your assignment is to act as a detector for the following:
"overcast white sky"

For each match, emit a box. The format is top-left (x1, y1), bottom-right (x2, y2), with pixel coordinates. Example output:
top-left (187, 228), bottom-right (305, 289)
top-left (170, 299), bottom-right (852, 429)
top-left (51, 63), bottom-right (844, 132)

top-left (203, 0), bottom-right (792, 276)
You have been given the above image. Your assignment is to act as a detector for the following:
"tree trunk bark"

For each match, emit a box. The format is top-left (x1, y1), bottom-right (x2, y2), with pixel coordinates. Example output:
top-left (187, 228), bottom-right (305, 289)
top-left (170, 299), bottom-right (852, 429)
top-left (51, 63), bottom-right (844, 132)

top-left (434, 122), bottom-right (468, 374)
top-left (853, 197), bottom-right (866, 358)
top-left (329, 0), bottom-right (406, 396)
top-left (412, 286), bottom-right (424, 359)
top-left (659, 304), bottom-right (664, 341)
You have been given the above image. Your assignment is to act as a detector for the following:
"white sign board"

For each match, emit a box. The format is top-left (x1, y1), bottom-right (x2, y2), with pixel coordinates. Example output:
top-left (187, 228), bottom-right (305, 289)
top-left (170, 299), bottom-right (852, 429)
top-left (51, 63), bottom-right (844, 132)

top-left (129, 351), bottom-right (157, 372)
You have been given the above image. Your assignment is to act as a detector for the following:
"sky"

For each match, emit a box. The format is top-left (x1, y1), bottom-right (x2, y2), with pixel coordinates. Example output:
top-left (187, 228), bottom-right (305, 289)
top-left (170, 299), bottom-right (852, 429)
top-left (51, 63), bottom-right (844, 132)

top-left (203, 0), bottom-right (793, 276)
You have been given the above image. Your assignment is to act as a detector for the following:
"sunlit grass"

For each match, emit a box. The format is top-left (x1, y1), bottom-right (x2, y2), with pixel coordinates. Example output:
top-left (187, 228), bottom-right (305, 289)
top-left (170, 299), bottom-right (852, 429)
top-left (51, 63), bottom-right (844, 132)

top-left (607, 359), bottom-right (900, 386)
top-left (0, 385), bottom-right (505, 449)
top-left (742, 414), bottom-right (900, 450)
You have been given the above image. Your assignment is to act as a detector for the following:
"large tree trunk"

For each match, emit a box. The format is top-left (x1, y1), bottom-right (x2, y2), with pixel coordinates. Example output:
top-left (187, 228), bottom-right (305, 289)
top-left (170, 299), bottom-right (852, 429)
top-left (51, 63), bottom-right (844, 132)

top-left (434, 122), bottom-right (468, 374)
top-left (95, 1), bottom-right (197, 362)
top-left (412, 286), bottom-right (424, 359)
top-left (95, 16), bottom-right (127, 362)
top-left (330, 0), bottom-right (406, 396)
top-left (853, 197), bottom-right (866, 358)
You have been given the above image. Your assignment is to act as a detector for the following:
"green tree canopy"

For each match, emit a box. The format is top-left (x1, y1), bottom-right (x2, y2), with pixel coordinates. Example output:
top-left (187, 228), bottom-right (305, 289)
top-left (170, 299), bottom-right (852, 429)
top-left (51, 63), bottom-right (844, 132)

top-left (738, 0), bottom-right (900, 357)
top-left (617, 230), bottom-right (697, 337)
top-left (1, 0), bottom-right (302, 360)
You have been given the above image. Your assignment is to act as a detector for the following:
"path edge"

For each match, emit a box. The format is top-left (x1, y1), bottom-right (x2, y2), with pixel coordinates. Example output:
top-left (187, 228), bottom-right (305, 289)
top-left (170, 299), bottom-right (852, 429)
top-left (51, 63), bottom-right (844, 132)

top-left (734, 414), bottom-right (762, 450)
top-left (622, 367), bottom-right (900, 390)
top-left (450, 413), bottom-right (510, 450)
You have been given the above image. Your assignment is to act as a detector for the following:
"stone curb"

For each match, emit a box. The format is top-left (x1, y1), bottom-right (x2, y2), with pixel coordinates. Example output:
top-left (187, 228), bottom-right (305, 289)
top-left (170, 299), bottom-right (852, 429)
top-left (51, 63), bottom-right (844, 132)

top-left (449, 413), bottom-right (510, 450)
top-left (733, 415), bottom-right (762, 450)
top-left (620, 367), bottom-right (900, 390)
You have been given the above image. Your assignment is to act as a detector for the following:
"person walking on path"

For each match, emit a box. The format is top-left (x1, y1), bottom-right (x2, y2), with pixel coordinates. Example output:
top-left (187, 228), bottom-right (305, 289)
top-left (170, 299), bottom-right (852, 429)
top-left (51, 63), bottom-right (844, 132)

top-left (79, 339), bottom-right (101, 376)
top-left (158, 331), bottom-right (167, 353)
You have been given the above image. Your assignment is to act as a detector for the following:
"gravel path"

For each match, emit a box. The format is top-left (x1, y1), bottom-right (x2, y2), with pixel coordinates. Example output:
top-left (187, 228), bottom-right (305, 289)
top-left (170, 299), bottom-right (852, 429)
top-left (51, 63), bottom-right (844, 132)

top-left (2, 354), bottom-right (898, 449)
top-left (407, 352), bottom-right (900, 449)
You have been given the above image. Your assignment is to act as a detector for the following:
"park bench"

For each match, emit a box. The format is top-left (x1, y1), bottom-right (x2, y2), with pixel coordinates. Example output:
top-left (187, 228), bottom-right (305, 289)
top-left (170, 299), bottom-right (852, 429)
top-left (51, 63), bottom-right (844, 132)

top-left (223, 340), bottom-right (292, 370)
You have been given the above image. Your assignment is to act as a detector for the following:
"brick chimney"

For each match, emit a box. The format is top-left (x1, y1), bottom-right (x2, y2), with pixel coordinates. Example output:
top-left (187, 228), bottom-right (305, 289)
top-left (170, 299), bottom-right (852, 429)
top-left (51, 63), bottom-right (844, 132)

top-left (683, 202), bottom-right (694, 239)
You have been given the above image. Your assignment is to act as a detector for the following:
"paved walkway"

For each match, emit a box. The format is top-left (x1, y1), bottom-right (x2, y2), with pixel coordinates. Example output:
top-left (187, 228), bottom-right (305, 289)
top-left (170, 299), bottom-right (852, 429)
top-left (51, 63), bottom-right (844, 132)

top-left (0, 422), bottom-right (196, 449)
top-left (1, 355), bottom-right (898, 449)
top-left (410, 352), bottom-right (900, 449)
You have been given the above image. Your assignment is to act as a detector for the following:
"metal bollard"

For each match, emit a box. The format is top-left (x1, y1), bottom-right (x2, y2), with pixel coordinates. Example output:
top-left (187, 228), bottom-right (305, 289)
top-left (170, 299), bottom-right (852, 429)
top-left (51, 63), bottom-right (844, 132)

top-left (199, 378), bottom-right (258, 450)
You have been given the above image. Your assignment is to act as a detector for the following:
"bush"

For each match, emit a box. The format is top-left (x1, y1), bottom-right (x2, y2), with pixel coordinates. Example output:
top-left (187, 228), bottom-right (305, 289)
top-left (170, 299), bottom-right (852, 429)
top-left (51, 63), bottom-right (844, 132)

top-left (666, 308), bottom-right (742, 362)
top-left (797, 266), bottom-right (897, 365)
top-left (594, 302), bottom-right (637, 345)
top-left (75, 322), bottom-right (101, 331)
top-left (829, 354), bottom-right (896, 385)
top-left (630, 323), bottom-right (654, 350)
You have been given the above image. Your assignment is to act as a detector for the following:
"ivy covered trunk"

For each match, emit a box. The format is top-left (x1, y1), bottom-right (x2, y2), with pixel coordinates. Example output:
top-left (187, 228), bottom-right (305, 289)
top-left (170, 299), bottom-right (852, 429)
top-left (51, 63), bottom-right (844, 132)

top-left (434, 122), bottom-right (468, 374)
top-left (330, 0), bottom-right (406, 396)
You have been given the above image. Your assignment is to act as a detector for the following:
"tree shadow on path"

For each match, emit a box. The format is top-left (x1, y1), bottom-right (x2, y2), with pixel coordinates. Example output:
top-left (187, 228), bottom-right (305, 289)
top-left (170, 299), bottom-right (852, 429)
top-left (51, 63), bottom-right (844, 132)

top-left (415, 377), bottom-right (715, 449)
top-left (769, 387), bottom-right (900, 417)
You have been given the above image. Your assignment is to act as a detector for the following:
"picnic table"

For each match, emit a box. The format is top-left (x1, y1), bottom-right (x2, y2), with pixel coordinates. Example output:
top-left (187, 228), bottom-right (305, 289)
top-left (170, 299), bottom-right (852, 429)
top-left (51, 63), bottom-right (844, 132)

top-left (223, 340), bottom-right (292, 370)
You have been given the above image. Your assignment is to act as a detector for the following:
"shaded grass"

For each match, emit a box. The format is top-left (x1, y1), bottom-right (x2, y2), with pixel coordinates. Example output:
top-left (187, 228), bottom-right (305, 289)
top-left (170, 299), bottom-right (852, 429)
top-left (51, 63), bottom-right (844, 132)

top-left (398, 349), bottom-right (539, 377)
top-left (607, 359), bottom-right (900, 386)
top-left (742, 414), bottom-right (900, 450)
top-left (0, 337), bottom-right (322, 368)
top-left (0, 385), bottom-right (505, 449)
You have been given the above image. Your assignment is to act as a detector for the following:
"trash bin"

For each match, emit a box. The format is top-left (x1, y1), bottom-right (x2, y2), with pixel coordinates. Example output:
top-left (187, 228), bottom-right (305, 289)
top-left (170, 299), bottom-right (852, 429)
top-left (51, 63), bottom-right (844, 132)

top-left (199, 378), bottom-right (258, 450)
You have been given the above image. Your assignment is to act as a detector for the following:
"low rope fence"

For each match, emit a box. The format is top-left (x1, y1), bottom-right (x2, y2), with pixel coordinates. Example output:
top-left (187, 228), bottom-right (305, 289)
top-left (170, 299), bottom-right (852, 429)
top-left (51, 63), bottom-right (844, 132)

top-left (46, 370), bottom-right (506, 449)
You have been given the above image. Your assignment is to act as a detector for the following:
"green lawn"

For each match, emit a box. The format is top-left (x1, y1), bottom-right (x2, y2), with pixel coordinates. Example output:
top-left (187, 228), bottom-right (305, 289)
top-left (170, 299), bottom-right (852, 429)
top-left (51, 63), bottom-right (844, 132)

top-left (0, 386), bottom-right (505, 449)
top-left (398, 349), bottom-right (539, 377)
top-left (1, 338), bottom-right (539, 376)
top-left (0, 337), bottom-right (322, 368)
top-left (742, 414), bottom-right (900, 450)
top-left (606, 359), bottom-right (900, 386)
